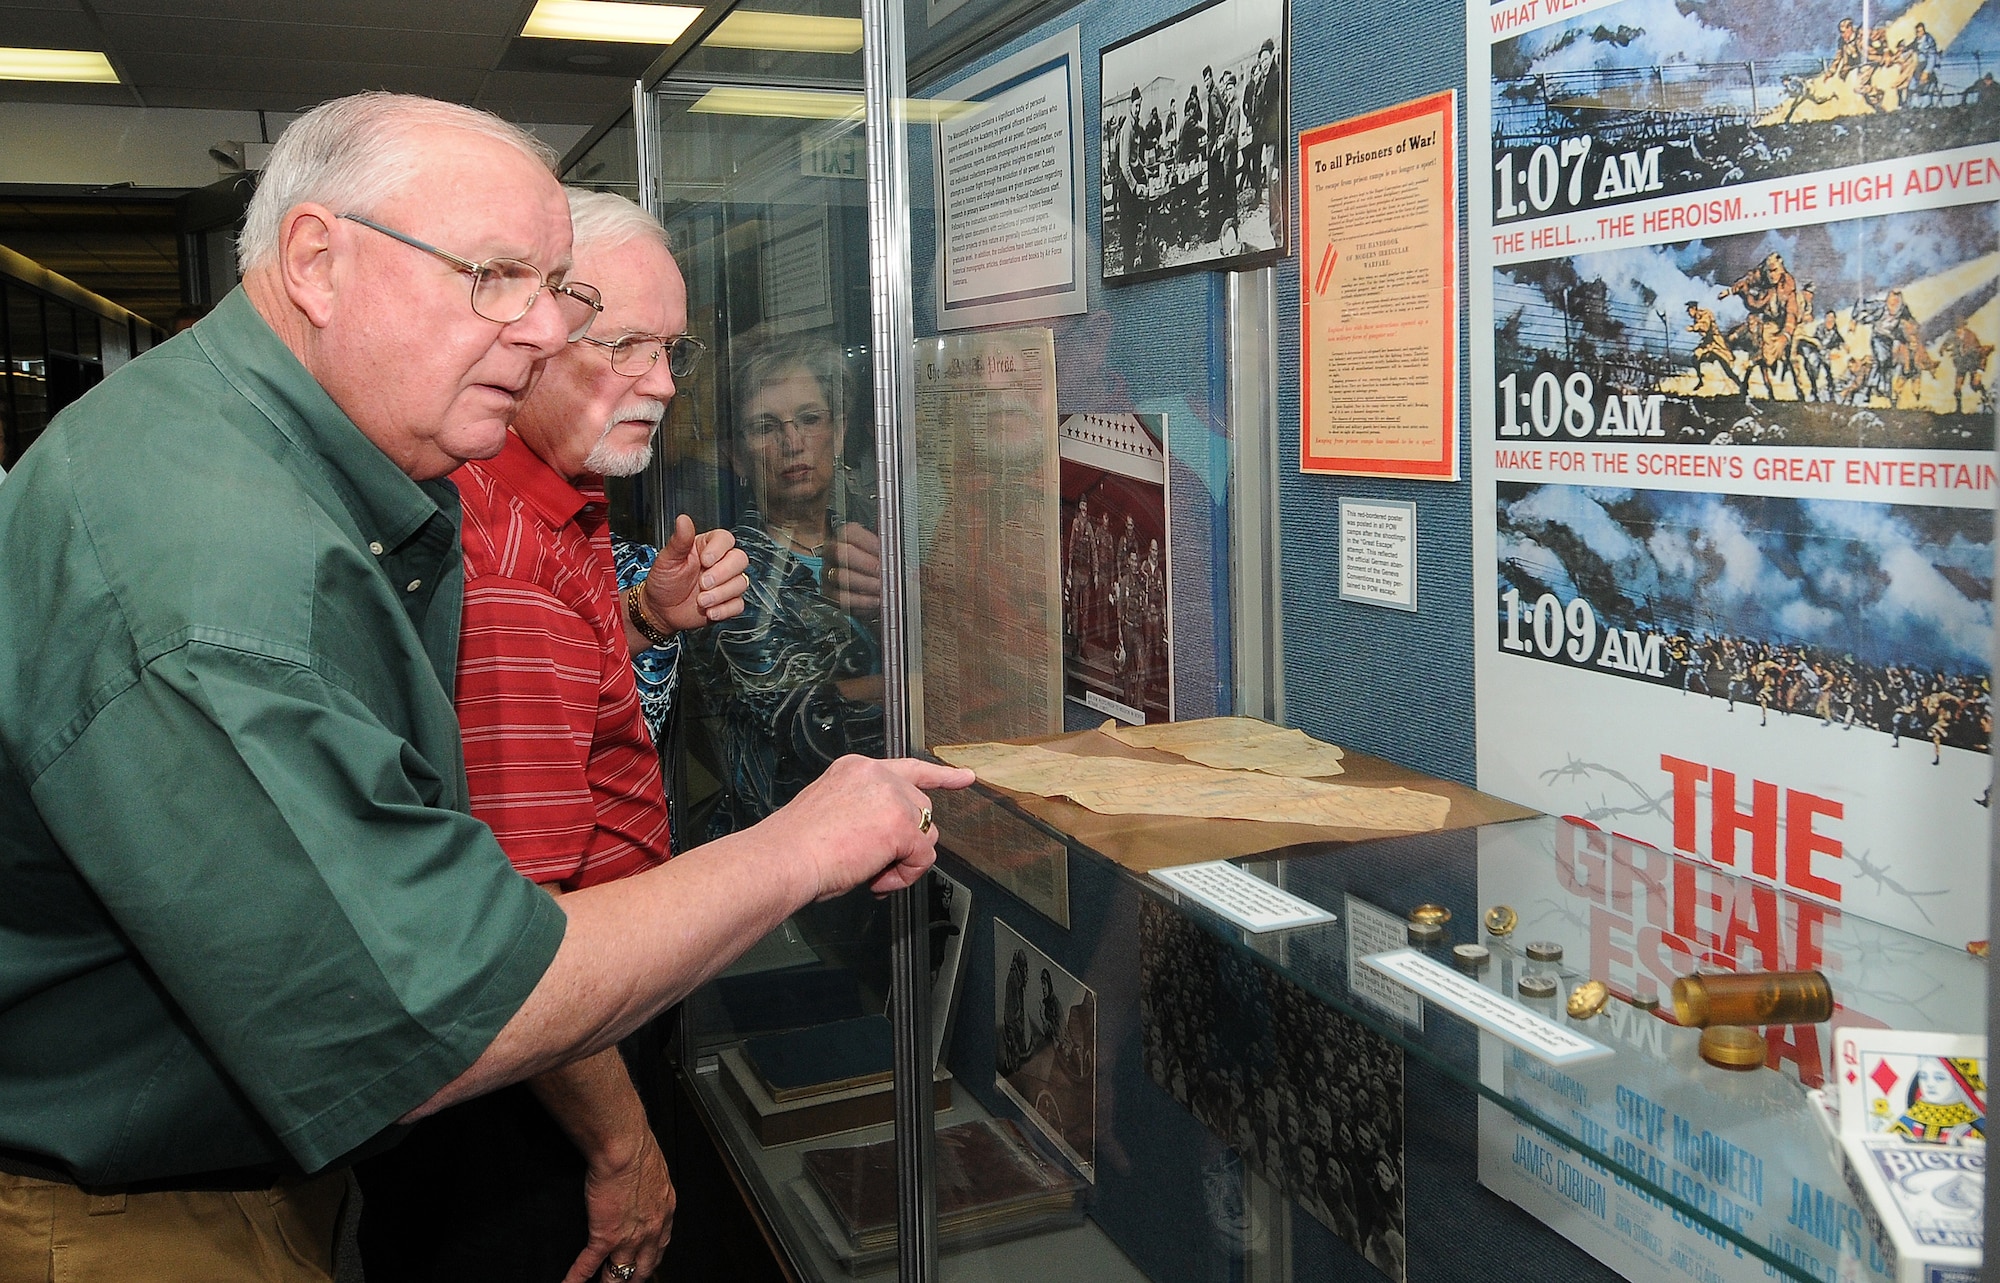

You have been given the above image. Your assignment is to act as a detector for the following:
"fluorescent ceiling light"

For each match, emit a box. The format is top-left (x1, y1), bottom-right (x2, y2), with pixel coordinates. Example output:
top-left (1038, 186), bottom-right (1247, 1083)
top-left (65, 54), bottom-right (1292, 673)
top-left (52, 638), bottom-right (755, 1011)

top-left (904, 98), bottom-right (975, 123)
top-left (703, 12), bottom-right (864, 54)
top-left (687, 87), bottom-right (863, 119)
top-left (521, 0), bottom-right (702, 44)
top-left (0, 47), bottom-right (118, 83)
top-left (686, 87), bottom-right (974, 122)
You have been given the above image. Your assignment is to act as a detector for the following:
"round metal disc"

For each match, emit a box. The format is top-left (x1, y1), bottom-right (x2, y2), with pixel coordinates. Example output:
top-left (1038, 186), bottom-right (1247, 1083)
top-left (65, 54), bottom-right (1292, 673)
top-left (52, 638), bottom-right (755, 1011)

top-left (1699, 1025), bottom-right (1765, 1070)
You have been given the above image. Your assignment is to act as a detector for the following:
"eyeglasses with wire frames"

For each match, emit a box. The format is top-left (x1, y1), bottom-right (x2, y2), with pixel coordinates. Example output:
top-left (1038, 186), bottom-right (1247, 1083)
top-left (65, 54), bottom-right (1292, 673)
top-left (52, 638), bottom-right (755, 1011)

top-left (337, 213), bottom-right (603, 341)
top-left (574, 332), bottom-right (707, 380)
top-left (740, 404), bottom-right (835, 442)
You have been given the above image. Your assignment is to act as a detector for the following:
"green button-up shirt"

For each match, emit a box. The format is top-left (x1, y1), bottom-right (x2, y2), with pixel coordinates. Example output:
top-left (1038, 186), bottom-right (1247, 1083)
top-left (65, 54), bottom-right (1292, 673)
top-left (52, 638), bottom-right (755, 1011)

top-left (0, 288), bottom-right (566, 1184)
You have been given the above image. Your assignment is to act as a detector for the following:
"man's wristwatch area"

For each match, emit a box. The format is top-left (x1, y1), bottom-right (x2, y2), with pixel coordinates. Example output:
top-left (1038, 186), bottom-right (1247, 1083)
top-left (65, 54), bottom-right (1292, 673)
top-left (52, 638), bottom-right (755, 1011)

top-left (623, 583), bottom-right (677, 648)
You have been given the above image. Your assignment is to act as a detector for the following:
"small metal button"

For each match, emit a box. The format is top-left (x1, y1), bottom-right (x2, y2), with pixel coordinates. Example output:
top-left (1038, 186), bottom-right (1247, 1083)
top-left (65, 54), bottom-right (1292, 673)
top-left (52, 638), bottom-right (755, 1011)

top-left (1408, 903), bottom-right (1451, 927)
top-left (1566, 980), bottom-right (1609, 1019)
top-left (1483, 905), bottom-right (1517, 937)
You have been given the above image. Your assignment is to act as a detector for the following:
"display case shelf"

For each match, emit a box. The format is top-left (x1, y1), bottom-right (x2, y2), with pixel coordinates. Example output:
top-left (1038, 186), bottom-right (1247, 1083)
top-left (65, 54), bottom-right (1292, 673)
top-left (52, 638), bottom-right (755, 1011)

top-left (683, 1063), bottom-right (1152, 1279)
top-left (955, 771), bottom-right (1985, 1283)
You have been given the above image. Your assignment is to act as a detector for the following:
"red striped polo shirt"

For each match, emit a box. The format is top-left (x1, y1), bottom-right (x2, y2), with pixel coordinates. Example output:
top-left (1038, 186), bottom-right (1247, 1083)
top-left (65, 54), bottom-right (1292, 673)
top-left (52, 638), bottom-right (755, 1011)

top-left (454, 432), bottom-right (670, 889)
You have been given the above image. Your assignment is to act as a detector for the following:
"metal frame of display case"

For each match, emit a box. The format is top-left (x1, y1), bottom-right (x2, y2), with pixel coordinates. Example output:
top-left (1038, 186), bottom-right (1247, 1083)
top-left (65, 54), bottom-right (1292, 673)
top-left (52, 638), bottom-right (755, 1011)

top-left (579, 0), bottom-right (947, 1275)
top-left (851, 0), bottom-right (940, 1273)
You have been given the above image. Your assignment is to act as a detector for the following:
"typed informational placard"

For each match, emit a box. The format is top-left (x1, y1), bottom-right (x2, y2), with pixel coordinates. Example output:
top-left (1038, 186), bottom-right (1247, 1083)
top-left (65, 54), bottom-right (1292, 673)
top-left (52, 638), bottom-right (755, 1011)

top-left (933, 27), bottom-right (1089, 330)
top-left (1300, 93), bottom-right (1459, 478)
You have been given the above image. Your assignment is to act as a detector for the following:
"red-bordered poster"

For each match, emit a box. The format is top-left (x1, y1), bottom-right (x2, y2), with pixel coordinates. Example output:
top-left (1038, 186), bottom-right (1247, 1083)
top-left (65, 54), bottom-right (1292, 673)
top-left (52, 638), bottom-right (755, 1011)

top-left (1299, 91), bottom-right (1459, 479)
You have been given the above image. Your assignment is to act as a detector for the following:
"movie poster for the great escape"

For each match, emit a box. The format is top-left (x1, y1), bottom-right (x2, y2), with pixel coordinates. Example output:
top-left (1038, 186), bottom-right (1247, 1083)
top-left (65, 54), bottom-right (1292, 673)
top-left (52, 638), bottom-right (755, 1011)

top-left (1469, 0), bottom-right (1998, 952)
top-left (1466, 0), bottom-right (1995, 1276)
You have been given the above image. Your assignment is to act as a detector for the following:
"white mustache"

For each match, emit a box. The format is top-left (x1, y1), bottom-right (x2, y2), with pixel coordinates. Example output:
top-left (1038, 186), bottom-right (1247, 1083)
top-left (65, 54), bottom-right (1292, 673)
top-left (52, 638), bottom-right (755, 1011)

top-left (582, 398), bottom-right (668, 476)
top-left (608, 399), bottom-right (667, 430)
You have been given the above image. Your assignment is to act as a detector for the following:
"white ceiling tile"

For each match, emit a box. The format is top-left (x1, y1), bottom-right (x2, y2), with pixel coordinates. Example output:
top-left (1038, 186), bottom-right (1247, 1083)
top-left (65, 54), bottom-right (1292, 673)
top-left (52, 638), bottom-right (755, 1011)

top-left (130, 85), bottom-right (320, 110)
top-left (0, 7), bottom-right (104, 45)
top-left (116, 51), bottom-right (487, 100)
top-left (0, 0), bottom-right (668, 130)
top-left (477, 67), bottom-right (632, 100)
top-left (477, 97), bottom-right (624, 125)
top-left (96, 14), bottom-right (509, 68)
top-left (89, 0), bottom-right (527, 35)
top-left (0, 79), bottom-right (131, 106)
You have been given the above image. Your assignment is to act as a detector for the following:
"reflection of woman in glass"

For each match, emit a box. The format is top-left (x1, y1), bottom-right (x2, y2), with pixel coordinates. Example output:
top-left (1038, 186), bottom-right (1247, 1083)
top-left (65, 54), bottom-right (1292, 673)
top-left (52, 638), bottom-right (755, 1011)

top-left (684, 339), bottom-right (885, 836)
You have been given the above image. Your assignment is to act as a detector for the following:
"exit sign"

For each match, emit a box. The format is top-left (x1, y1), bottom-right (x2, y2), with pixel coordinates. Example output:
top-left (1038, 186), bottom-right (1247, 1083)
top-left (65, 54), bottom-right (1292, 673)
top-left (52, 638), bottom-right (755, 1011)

top-left (800, 132), bottom-right (864, 181)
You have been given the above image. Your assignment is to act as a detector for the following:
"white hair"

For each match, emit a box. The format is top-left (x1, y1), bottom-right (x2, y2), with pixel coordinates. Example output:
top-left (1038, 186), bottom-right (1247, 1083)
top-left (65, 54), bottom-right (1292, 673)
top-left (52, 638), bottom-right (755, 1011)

top-left (565, 188), bottom-right (672, 258)
top-left (239, 92), bottom-right (558, 272)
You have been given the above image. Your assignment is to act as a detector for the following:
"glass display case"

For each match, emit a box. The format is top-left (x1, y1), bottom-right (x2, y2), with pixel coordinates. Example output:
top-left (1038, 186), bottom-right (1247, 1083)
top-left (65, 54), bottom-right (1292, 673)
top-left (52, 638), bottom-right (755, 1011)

top-left (683, 772), bottom-right (1986, 1282)
top-left (592, 0), bottom-right (1993, 1274)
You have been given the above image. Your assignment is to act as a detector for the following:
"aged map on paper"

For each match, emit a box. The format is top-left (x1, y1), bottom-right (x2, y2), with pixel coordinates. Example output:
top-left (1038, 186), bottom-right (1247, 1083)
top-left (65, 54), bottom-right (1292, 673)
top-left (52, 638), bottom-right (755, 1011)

top-left (1107, 716), bottom-right (1347, 776)
top-left (913, 328), bottom-right (1064, 749)
top-left (936, 741), bottom-right (1449, 831)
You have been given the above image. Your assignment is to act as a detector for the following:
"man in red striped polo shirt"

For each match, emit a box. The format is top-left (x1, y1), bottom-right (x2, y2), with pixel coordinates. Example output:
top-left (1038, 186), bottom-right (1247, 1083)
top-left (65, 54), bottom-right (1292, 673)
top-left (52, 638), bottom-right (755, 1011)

top-left (357, 189), bottom-right (750, 1283)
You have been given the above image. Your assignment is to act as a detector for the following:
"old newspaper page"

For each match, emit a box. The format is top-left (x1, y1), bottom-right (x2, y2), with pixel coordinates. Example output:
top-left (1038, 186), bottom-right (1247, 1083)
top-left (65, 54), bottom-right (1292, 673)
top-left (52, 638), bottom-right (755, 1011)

top-left (913, 328), bottom-right (1064, 749)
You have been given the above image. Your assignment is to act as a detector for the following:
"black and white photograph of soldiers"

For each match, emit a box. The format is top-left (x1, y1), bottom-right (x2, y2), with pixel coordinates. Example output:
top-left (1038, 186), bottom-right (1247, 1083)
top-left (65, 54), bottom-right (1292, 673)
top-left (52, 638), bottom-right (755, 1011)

top-left (1059, 412), bottom-right (1172, 723)
top-left (1139, 897), bottom-right (1407, 1279)
top-left (1100, 0), bottom-right (1287, 281)
top-left (994, 918), bottom-right (1098, 1179)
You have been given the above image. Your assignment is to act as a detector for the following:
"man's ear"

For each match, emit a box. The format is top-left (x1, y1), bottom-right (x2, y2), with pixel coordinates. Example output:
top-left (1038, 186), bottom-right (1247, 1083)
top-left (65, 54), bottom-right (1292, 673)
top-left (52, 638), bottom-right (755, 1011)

top-left (278, 204), bottom-right (340, 329)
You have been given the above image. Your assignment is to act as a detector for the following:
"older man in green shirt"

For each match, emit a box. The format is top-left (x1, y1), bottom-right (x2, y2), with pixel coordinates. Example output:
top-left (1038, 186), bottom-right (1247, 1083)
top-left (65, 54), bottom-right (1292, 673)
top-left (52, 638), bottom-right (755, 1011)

top-left (0, 92), bottom-right (965, 1282)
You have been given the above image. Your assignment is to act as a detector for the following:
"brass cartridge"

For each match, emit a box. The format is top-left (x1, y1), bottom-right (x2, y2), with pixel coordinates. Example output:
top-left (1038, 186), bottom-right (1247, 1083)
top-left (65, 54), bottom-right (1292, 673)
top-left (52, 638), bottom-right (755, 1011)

top-left (1671, 971), bottom-right (1832, 1028)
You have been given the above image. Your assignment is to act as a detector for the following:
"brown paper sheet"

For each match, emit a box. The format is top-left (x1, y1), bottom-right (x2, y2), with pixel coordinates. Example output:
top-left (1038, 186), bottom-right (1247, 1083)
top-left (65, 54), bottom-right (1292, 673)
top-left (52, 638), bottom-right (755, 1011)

top-left (937, 742), bottom-right (1447, 830)
top-left (1103, 716), bottom-right (1348, 777)
top-left (931, 725), bottom-right (1537, 873)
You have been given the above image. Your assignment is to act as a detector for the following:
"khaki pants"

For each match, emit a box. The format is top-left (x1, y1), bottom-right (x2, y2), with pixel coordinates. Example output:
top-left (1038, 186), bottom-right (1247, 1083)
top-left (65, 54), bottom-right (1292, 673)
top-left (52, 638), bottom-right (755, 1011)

top-left (0, 1169), bottom-right (346, 1283)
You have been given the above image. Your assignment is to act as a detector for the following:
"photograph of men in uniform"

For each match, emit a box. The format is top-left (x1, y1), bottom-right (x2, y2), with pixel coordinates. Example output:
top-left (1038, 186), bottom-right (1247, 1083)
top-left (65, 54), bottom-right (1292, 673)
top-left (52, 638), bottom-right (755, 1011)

top-left (1099, 0), bottom-right (1287, 281)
